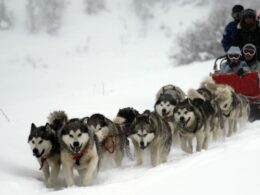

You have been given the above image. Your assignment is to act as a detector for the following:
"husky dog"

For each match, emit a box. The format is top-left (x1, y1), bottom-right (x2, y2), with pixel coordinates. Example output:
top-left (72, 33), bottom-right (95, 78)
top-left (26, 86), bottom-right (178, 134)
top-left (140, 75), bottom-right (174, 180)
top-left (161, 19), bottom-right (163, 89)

top-left (155, 85), bottom-right (185, 143)
top-left (214, 86), bottom-right (250, 137)
top-left (28, 111), bottom-right (67, 187)
top-left (129, 112), bottom-right (172, 166)
top-left (87, 114), bottom-right (129, 167)
top-left (202, 77), bottom-right (250, 137)
top-left (155, 84), bottom-right (185, 120)
top-left (60, 119), bottom-right (100, 186)
top-left (196, 86), bottom-right (225, 141)
top-left (173, 96), bottom-right (211, 154)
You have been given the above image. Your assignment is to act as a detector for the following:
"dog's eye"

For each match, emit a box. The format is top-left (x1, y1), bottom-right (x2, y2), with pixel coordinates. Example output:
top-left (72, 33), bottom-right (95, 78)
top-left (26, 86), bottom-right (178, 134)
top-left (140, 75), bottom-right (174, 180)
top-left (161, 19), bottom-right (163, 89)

top-left (137, 134), bottom-right (142, 137)
top-left (32, 140), bottom-right (35, 144)
top-left (78, 133), bottom-right (82, 137)
top-left (143, 134), bottom-right (147, 137)
top-left (98, 127), bottom-right (102, 131)
top-left (224, 104), bottom-right (228, 108)
top-left (178, 112), bottom-right (181, 115)
top-left (69, 134), bottom-right (73, 138)
top-left (38, 140), bottom-right (43, 144)
top-left (184, 111), bottom-right (188, 114)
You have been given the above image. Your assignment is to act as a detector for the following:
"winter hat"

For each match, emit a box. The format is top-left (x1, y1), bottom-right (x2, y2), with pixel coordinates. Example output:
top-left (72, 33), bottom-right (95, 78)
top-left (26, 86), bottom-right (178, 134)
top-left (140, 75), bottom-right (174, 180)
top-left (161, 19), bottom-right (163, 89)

top-left (232, 5), bottom-right (244, 14)
top-left (242, 9), bottom-right (256, 18)
top-left (227, 46), bottom-right (242, 56)
top-left (242, 43), bottom-right (256, 52)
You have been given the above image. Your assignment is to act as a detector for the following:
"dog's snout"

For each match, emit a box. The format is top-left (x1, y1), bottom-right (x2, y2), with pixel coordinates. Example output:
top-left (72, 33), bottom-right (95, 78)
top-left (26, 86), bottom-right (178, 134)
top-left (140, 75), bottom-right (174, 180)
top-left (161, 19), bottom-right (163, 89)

top-left (73, 141), bottom-right (80, 147)
top-left (180, 116), bottom-right (185, 121)
top-left (162, 109), bottom-right (166, 114)
top-left (33, 148), bottom-right (39, 155)
top-left (140, 141), bottom-right (144, 146)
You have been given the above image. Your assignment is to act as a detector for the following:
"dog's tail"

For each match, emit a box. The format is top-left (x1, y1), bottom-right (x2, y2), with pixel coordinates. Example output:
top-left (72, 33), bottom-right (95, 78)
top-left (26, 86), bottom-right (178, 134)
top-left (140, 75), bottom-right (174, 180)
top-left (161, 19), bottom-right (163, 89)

top-left (113, 116), bottom-right (126, 125)
top-left (187, 88), bottom-right (205, 101)
top-left (47, 111), bottom-right (68, 131)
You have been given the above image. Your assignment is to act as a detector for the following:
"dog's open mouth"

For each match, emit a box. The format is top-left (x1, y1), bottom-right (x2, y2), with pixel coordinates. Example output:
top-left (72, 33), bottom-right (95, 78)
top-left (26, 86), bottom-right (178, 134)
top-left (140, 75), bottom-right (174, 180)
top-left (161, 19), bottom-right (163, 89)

top-left (70, 143), bottom-right (83, 153)
top-left (180, 117), bottom-right (191, 128)
top-left (34, 149), bottom-right (45, 158)
top-left (162, 110), bottom-right (171, 117)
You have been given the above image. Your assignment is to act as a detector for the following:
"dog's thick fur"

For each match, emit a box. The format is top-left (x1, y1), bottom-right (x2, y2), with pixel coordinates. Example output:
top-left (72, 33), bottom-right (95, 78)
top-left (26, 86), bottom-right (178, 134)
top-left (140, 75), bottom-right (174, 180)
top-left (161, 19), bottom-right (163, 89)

top-left (201, 77), bottom-right (250, 137)
top-left (173, 96), bottom-right (210, 154)
top-left (28, 111), bottom-right (67, 187)
top-left (129, 112), bottom-right (172, 166)
top-left (60, 119), bottom-right (100, 186)
top-left (87, 113), bottom-right (129, 167)
top-left (154, 84), bottom-right (185, 144)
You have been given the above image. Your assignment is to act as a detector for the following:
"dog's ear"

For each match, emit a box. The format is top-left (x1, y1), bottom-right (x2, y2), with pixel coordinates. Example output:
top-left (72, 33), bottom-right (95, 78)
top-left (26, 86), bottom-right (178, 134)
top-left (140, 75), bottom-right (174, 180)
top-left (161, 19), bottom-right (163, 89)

top-left (81, 117), bottom-right (89, 126)
top-left (31, 123), bottom-right (37, 133)
top-left (45, 123), bottom-right (55, 135)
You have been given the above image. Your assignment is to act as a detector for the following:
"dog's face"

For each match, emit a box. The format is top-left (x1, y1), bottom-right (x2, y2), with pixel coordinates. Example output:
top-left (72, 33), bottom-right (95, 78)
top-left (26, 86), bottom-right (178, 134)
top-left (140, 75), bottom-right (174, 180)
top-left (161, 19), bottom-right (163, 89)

top-left (87, 114), bottom-right (110, 140)
top-left (174, 100), bottom-right (196, 128)
top-left (215, 88), bottom-right (233, 112)
top-left (130, 115), bottom-right (156, 149)
top-left (61, 119), bottom-right (90, 153)
top-left (28, 123), bottom-right (54, 158)
top-left (155, 94), bottom-right (176, 118)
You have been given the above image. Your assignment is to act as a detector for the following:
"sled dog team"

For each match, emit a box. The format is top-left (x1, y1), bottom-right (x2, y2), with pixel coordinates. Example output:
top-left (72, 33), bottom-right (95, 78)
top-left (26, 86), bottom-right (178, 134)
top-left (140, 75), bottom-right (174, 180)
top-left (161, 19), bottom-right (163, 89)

top-left (28, 77), bottom-right (250, 188)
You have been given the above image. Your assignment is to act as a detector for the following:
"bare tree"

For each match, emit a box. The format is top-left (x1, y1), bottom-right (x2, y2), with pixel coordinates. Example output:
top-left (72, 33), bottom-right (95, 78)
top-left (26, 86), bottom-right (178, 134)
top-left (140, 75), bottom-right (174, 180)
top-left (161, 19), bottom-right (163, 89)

top-left (26, 0), bottom-right (65, 34)
top-left (84, 0), bottom-right (105, 15)
top-left (0, 0), bottom-right (13, 30)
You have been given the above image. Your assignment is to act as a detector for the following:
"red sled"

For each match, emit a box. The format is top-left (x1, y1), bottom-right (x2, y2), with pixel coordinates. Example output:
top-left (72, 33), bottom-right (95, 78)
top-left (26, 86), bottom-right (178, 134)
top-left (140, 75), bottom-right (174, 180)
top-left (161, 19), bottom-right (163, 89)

top-left (211, 56), bottom-right (260, 121)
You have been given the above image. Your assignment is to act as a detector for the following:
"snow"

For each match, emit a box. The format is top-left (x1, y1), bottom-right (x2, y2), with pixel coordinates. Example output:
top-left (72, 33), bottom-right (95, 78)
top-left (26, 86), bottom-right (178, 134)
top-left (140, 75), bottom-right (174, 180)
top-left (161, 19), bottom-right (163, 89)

top-left (0, 0), bottom-right (260, 195)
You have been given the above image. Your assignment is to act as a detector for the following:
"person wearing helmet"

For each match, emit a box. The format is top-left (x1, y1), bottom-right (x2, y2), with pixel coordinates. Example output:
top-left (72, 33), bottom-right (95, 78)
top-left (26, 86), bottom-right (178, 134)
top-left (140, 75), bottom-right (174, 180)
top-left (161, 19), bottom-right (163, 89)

top-left (234, 9), bottom-right (260, 61)
top-left (242, 43), bottom-right (260, 72)
top-left (220, 46), bottom-right (250, 75)
top-left (221, 5), bottom-right (244, 52)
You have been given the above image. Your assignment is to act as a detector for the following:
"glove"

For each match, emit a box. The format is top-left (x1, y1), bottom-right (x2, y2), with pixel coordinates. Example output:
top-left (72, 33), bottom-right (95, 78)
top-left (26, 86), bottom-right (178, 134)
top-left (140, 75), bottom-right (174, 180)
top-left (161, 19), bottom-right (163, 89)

top-left (237, 68), bottom-right (245, 77)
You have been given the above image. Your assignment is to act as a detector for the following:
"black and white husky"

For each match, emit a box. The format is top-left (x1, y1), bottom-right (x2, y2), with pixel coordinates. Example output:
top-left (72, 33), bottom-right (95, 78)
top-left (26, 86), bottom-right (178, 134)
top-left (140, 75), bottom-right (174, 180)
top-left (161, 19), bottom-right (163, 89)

top-left (28, 111), bottom-right (67, 187)
top-left (129, 111), bottom-right (172, 166)
top-left (87, 113), bottom-right (130, 167)
top-left (59, 118), bottom-right (100, 186)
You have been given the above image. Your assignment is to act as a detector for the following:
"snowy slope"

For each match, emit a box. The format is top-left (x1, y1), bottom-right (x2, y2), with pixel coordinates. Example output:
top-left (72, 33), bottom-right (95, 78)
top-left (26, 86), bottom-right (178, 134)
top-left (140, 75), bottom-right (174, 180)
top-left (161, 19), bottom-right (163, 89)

top-left (1, 1), bottom-right (260, 195)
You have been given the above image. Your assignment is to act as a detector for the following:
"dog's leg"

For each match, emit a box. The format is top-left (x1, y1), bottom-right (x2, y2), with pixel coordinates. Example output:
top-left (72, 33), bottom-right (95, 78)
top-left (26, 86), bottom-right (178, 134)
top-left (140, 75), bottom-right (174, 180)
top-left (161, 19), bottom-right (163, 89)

top-left (187, 136), bottom-right (193, 154)
top-left (41, 162), bottom-right (50, 183)
top-left (203, 131), bottom-right (209, 150)
top-left (150, 146), bottom-right (158, 167)
top-left (132, 140), bottom-right (143, 165)
top-left (114, 148), bottom-right (123, 167)
top-left (196, 130), bottom-right (205, 152)
top-left (62, 164), bottom-right (74, 187)
top-left (180, 135), bottom-right (189, 154)
top-left (46, 159), bottom-right (60, 188)
top-left (227, 119), bottom-right (234, 137)
top-left (81, 156), bottom-right (99, 186)
top-left (233, 119), bottom-right (238, 134)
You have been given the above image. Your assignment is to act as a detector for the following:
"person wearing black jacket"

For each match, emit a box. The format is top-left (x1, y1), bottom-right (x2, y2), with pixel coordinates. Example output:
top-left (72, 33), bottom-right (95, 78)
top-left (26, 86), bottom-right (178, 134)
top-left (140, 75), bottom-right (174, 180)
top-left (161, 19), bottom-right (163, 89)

top-left (234, 9), bottom-right (260, 61)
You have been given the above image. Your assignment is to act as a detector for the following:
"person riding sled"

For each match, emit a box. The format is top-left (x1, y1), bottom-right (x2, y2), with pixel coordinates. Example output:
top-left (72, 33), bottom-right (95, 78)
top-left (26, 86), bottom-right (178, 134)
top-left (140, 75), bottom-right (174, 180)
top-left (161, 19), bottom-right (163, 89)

top-left (220, 46), bottom-right (250, 75)
top-left (242, 43), bottom-right (260, 72)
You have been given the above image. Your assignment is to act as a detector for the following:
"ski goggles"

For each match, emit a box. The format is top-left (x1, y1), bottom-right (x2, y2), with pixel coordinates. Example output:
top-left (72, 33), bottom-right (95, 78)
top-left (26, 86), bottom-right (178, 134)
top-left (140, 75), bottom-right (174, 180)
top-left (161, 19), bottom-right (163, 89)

top-left (243, 48), bottom-right (256, 56)
top-left (228, 54), bottom-right (240, 59)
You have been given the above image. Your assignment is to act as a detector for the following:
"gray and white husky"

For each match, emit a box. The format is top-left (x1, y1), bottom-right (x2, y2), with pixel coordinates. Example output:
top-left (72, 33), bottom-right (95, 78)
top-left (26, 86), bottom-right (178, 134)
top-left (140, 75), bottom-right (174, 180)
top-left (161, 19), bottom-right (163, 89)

top-left (129, 112), bottom-right (172, 166)
top-left (87, 113), bottom-right (129, 167)
top-left (28, 111), bottom-right (67, 187)
top-left (154, 85), bottom-right (185, 143)
top-left (201, 77), bottom-right (250, 137)
top-left (214, 85), bottom-right (250, 137)
top-left (173, 96), bottom-right (210, 154)
top-left (60, 119), bottom-right (100, 187)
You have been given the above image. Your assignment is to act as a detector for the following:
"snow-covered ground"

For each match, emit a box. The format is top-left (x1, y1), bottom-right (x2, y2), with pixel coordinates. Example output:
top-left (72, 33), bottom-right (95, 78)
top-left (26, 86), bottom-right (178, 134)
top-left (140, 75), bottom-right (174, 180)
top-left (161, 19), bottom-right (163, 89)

top-left (0, 0), bottom-right (260, 195)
